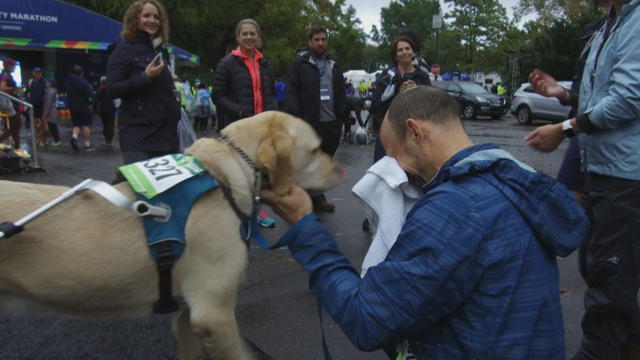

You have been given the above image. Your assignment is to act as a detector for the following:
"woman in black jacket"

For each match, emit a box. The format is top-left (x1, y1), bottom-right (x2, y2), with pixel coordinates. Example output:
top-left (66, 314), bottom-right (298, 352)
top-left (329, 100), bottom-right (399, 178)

top-left (213, 19), bottom-right (277, 130)
top-left (370, 35), bottom-right (431, 163)
top-left (107, 0), bottom-right (179, 164)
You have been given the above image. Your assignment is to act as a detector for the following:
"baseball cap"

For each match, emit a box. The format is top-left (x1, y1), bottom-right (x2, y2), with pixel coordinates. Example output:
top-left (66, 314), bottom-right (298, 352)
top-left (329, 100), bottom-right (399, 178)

top-left (33, 67), bottom-right (42, 72)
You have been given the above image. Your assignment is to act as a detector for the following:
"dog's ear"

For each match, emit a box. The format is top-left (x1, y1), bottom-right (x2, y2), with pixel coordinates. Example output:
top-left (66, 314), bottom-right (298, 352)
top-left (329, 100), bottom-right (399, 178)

top-left (256, 131), bottom-right (294, 196)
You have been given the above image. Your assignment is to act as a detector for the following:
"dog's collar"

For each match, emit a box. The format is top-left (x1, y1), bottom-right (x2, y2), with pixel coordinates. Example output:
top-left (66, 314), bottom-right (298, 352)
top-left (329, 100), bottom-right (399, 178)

top-left (215, 134), bottom-right (269, 186)
top-left (215, 134), bottom-right (265, 244)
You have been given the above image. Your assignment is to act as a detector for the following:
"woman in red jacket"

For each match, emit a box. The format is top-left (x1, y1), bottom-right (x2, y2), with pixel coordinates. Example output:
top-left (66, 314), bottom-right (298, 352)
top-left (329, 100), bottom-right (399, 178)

top-left (213, 19), bottom-right (277, 227)
top-left (212, 19), bottom-right (277, 131)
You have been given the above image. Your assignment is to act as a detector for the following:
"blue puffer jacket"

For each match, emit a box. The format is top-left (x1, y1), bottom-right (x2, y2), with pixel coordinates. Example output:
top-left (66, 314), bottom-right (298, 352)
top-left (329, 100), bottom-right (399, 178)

top-left (577, 0), bottom-right (640, 180)
top-left (279, 144), bottom-right (589, 359)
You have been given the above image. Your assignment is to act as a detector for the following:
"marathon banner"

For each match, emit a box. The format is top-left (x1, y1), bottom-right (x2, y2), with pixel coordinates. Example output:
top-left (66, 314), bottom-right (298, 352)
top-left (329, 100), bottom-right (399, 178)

top-left (0, 0), bottom-right (199, 64)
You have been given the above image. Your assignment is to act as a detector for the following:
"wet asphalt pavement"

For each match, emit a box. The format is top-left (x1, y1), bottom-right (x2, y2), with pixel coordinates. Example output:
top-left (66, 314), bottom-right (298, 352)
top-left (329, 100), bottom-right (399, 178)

top-left (0, 114), bottom-right (584, 359)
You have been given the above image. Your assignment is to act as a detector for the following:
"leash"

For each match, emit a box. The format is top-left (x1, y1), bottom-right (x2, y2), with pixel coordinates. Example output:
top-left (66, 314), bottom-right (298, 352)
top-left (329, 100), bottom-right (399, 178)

top-left (214, 133), bottom-right (287, 249)
top-left (0, 179), bottom-right (168, 239)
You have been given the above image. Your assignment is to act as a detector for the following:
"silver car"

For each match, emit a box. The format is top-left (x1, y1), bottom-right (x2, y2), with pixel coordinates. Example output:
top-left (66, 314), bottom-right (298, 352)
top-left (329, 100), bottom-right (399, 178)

top-left (510, 82), bottom-right (572, 124)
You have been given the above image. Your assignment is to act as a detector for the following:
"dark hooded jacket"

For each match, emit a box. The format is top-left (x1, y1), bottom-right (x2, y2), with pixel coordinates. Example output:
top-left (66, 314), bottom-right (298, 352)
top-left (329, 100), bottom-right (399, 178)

top-left (65, 74), bottom-right (93, 113)
top-left (212, 49), bottom-right (277, 129)
top-left (285, 49), bottom-right (347, 125)
top-left (106, 30), bottom-right (179, 153)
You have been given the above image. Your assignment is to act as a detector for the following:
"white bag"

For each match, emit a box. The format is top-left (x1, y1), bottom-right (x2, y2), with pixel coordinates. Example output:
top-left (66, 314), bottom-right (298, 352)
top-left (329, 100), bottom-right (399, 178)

top-left (177, 107), bottom-right (197, 152)
top-left (355, 125), bottom-right (368, 145)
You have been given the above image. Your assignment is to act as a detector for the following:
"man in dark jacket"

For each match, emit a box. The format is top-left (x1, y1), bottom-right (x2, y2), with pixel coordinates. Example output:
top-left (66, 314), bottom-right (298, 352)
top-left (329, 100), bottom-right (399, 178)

top-left (65, 65), bottom-right (94, 151)
top-left (285, 24), bottom-right (347, 212)
top-left (264, 86), bottom-right (589, 359)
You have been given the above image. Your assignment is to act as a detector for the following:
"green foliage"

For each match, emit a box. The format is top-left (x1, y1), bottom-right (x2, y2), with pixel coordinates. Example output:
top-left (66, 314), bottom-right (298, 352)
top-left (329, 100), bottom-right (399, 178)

top-left (516, 9), bottom-right (605, 85)
top-left (444, 0), bottom-right (512, 67)
top-left (317, 0), bottom-right (368, 71)
top-left (514, 0), bottom-right (601, 25)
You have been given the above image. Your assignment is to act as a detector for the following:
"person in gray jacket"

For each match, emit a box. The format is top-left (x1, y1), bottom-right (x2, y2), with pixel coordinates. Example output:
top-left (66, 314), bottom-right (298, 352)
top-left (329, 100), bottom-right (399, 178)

top-left (525, 1), bottom-right (640, 358)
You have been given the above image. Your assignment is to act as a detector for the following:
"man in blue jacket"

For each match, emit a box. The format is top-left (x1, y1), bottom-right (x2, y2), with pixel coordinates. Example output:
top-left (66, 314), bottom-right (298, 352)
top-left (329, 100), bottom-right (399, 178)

top-left (525, 1), bottom-right (640, 358)
top-left (263, 85), bottom-right (589, 359)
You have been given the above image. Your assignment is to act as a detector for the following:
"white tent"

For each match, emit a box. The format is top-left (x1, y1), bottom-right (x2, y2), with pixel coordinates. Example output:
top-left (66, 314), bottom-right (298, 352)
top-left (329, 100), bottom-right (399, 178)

top-left (343, 70), bottom-right (376, 86)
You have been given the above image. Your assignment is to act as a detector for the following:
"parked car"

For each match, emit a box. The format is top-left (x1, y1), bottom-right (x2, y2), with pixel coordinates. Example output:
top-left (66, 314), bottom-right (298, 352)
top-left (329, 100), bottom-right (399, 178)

top-left (510, 82), bottom-right (572, 124)
top-left (432, 81), bottom-right (508, 120)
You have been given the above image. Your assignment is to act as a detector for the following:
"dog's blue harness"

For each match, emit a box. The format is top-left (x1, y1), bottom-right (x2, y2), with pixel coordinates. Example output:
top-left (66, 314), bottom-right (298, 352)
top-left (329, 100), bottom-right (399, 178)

top-left (137, 173), bottom-right (219, 262)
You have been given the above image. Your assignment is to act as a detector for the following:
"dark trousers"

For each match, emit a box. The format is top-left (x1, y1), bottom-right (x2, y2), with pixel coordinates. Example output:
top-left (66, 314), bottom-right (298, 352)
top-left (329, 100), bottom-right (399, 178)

top-left (373, 136), bottom-right (386, 163)
top-left (194, 116), bottom-right (209, 131)
top-left (575, 173), bottom-right (640, 359)
top-left (312, 120), bottom-right (341, 157)
top-left (310, 120), bottom-right (341, 203)
top-left (99, 111), bottom-right (115, 144)
top-left (47, 122), bottom-right (60, 142)
top-left (0, 114), bottom-right (21, 149)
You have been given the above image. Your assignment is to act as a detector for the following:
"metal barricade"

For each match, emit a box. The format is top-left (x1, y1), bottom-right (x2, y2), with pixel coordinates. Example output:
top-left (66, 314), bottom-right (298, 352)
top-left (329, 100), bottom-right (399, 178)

top-left (0, 90), bottom-right (41, 170)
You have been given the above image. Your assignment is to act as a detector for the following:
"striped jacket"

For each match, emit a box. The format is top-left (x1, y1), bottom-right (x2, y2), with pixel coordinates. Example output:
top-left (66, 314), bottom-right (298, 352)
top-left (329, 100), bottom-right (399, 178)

top-left (280, 143), bottom-right (589, 359)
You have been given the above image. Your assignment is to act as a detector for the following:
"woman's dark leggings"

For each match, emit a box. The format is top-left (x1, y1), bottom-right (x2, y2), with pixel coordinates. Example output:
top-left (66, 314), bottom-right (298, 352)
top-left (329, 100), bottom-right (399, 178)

top-left (47, 122), bottom-right (60, 142)
top-left (100, 111), bottom-right (115, 144)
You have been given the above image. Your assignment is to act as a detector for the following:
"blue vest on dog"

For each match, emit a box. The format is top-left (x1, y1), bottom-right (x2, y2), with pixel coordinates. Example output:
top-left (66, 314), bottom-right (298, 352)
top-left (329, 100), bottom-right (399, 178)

top-left (135, 173), bottom-right (219, 261)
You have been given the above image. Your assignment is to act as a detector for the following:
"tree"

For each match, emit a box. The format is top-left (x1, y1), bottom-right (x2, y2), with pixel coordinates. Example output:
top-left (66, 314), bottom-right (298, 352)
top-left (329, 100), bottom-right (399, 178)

top-left (444, 0), bottom-right (512, 68)
top-left (514, 0), bottom-right (601, 25)
top-left (317, 0), bottom-right (368, 71)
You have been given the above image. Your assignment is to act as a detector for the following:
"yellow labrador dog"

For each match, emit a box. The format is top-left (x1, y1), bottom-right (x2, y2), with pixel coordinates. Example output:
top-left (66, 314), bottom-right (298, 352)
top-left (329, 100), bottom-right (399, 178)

top-left (0, 111), bottom-right (342, 360)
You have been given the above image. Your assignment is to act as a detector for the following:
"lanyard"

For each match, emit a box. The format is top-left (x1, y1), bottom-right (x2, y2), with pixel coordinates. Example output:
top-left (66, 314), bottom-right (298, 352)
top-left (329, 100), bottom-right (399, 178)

top-left (316, 58), bottom-right (329, 78)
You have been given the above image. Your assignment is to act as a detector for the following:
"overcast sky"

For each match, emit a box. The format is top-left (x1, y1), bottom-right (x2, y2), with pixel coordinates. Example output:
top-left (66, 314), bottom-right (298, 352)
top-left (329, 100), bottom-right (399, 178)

top-left (344, 0), bottom-right (534, 35)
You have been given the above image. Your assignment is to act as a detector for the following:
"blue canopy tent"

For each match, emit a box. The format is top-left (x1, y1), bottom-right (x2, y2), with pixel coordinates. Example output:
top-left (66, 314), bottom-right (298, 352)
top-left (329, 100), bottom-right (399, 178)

top-left (0, 0), bottom-right (199, 65)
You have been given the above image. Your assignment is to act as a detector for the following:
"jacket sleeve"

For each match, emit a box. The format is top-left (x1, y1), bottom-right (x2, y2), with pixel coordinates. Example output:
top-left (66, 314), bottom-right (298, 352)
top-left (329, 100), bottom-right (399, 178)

top-left (369, 71), bottom-right (390, 117)
top-left (282, 191), bottom-right (487, 351)
top-left (262, 61), bottom-right (278, 111)
top-left (212, 57), bottom-right (242, 118)
top-left (333, 63), bottom-right (347, 122)
top-left (106, 42), bottom-right (152, 99)
top-left (585, 17), bottom-right (640, 131)
top-left (285, 58), bottom-right (302, 117)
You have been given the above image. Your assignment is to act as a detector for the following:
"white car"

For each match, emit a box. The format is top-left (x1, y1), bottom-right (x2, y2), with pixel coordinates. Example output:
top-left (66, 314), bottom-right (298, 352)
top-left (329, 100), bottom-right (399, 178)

top-left (510, 82), bottom-right (572, 124)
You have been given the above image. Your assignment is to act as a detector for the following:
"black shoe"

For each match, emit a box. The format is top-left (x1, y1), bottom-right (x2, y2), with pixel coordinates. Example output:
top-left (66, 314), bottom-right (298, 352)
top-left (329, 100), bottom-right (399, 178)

top-left (70, 137), bottom-right (79, 152)
top-left (313, 200), bottom-right (335, 212)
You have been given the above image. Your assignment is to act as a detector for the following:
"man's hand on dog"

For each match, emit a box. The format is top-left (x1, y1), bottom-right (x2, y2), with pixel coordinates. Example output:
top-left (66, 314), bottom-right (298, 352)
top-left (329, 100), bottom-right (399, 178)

top-left (261, 185), bottom-right (313, 224)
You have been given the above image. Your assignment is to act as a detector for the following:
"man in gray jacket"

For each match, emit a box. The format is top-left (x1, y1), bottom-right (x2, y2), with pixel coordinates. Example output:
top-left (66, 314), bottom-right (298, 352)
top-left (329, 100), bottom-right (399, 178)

top-left (525, 1), bottom-right (640, 358)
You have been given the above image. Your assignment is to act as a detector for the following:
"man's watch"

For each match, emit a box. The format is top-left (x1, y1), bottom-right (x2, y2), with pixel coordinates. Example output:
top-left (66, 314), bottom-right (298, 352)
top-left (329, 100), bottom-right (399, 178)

top-left (562, 119), bottom-right (576, 138)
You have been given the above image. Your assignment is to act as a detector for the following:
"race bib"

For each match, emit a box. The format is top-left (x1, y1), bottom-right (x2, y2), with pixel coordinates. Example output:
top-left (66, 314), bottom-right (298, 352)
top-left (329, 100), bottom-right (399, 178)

top-left (320, 84), bottom-right (331, 101)
top-left (119, 154), bottom-right (206, 199)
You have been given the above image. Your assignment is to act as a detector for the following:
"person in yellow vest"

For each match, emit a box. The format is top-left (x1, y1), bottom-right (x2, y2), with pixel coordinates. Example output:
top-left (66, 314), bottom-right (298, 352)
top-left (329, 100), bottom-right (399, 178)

top-left (497, 83), bottom-right (505, 96)
top-left (173, 76), bottom-right (190, 112)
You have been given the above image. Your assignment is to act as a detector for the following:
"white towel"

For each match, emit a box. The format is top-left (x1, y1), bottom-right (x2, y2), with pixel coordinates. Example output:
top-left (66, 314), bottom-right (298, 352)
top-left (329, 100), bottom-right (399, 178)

top-left (352, 156), bottom-right (421, 277)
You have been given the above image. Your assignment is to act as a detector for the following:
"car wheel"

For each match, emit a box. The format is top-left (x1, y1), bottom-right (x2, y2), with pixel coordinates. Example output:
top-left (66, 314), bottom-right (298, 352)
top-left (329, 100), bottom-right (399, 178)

top-left (462, 104), bottom-right (476, 120)
top-left (516, 105), bottom-right (532, 125)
